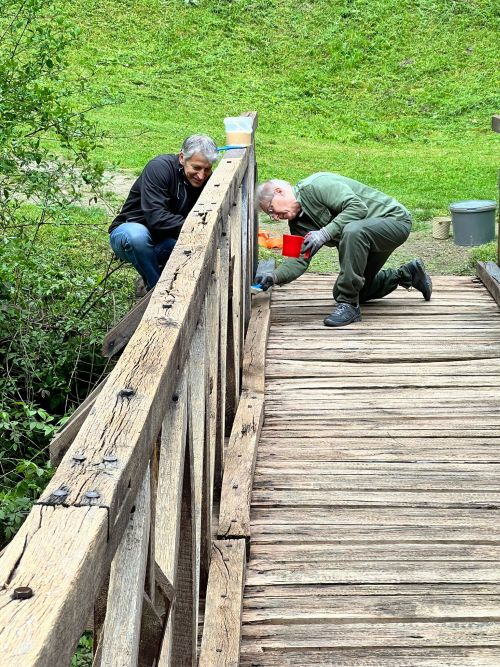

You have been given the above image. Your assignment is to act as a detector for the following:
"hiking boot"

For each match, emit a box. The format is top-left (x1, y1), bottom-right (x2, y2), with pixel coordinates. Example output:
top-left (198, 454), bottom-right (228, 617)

top-left (405, 258), bottom-right (432, 301)
top-left (324, 303), bottom-right (362, 327)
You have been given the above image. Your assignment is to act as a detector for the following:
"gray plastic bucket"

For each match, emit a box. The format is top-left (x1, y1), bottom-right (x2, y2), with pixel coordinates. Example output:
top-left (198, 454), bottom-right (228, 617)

top-left (449, 200), bottom-right (496, 246)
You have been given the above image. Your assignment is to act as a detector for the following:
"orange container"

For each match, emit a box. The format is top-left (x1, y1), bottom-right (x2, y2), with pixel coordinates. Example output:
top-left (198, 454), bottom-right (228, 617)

top-left (282, 234), bottom-right (306, 258)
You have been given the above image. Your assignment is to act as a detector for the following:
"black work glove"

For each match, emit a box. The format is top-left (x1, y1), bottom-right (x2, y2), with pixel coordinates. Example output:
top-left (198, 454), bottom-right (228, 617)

top-left (255, 269), bottom-right (276, 291)
top-left (301, 228), bottom-right (332, 259)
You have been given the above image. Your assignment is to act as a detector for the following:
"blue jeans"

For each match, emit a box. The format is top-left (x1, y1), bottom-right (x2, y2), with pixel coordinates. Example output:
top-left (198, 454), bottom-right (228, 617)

top-left (109, 222), bottom-right (177, 290)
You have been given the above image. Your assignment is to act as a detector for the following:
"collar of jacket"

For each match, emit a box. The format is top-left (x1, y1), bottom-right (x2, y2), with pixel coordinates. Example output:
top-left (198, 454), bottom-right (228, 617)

top-left (293, 184), bottom-right (308, 218)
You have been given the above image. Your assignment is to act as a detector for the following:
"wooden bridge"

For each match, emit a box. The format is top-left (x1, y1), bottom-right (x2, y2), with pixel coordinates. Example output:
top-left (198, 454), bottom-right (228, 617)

top-left (1, 113), bottom-right (500, 666)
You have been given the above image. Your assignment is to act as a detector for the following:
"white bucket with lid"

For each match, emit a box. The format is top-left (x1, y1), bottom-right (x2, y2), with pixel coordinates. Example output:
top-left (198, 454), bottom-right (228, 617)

top-left (224, 116), bottom-right (253, 146)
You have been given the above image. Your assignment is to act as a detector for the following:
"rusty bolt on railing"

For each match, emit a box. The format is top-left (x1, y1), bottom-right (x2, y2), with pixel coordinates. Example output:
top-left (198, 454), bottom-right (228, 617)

top-left (12, 587), bottom-right (33, 600)
top-left (118, 388), bottom-right (135, 398)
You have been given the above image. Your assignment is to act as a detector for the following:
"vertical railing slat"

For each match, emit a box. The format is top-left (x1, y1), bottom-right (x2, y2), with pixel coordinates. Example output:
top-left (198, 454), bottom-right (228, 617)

top-left (155, 371), bottom-right (189, 665)
top-left (100, 469), bottom-right (151, 666)
top-left (188, 315), bottom-right (208, 646)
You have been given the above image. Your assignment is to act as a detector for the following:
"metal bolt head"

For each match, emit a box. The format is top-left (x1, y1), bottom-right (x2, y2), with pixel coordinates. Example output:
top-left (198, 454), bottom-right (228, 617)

top-left (12, 587), bottom-right (33, 600)
top-left (53, 488), bottom-right (68, 498)
top-left (72, 454), bottom-right (86, 463)
top-left (119, 388), bottom-right (135, 398)
top-left (85, 490), bottom-right (100, 500)
top-left (103, 455), bottom-right (117, 464)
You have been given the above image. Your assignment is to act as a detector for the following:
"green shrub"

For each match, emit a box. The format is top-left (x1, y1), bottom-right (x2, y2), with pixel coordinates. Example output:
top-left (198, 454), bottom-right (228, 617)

top-left (469, 241), bottom-right (497, 266)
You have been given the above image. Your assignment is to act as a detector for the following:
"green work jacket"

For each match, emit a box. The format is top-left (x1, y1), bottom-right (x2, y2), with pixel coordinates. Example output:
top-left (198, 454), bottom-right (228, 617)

top-left (275, 173), bottom-right (411, 285)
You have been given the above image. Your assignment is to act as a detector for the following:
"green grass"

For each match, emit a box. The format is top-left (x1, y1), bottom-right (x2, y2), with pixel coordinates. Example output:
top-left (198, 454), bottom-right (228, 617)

top-left (61, 0), bottom-right (499, 231)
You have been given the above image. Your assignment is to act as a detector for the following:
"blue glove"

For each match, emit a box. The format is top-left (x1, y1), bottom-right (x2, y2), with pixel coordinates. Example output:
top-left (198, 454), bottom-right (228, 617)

top-left (301, 228), bottom-right (332, 258)
top-left (255, 269), bottom-right (276, 291)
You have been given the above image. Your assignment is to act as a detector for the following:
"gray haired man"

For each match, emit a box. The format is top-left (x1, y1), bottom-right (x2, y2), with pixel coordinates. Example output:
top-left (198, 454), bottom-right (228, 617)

top-left (256, 174), bottom-right (432, 327)
top-left (109, 135), bottom-right (218, 290)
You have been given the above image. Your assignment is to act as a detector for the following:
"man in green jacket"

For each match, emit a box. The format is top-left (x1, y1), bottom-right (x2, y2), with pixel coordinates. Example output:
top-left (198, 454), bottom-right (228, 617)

top-left (256, 173), bottom-right (432, 327)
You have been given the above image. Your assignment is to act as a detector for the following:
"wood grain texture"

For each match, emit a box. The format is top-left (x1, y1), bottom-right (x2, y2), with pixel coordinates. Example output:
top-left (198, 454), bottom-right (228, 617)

top-left (100, 469), bottom-right (151, 667)
top-left (49, 376), bottom-right (107, 466)
top-left (241, 291), bottom-right (271, 394)
top-left (239, 647), bottom-right (500, 666)
top-left (199, 539), bottom-right (246, 666)
top-left (477, 260), bottom-right (500, 307)
top-left (241, 273), bottom-right (500, 662)
top-left (218, 393), bottom-right (264, 540)
top-left (154, 370), bottom-right (188, 604)
top-left (0, 506), bottom-right (108, 666)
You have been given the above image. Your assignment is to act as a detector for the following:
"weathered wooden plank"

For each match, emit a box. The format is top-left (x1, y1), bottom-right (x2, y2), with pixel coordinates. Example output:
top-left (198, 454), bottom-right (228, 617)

top-left (252, 473), bottom-right (500, 492)
top-left (239, 647), bottom-right (500, 666)
top-left (249, 524), bottom-right (500, 543)
top-left (240, 621), bottom-right (500, 648)
top-left (218, 393), bottom-right (264, 540)
top-left (169, 440), bottom-right (196, 667)
top-left (188, 316), bottom-right (208, 624)
top-left (253, 460), bottom-right (500, 475)
top-left (242, 589), bottom-right (500, 621)
top-left (100, 469), bottom-right (151, 667)
top-left (259, 426), bottom-right (500, 438)
top-left (266, 357), bottom-right (500, 378)
top-left (215, 213), bottom-right (230, 490)
top-left (251, 489), bottom-right (500, 507)
top-left (241, 292), bottom-right (271, 394)
top-left (102, 291), bottom-right (153, 358)
top-left (250, 506), bottom-right (500, 527)
top-left (477, 260), bottom-right (500, 307)
top-left (225, 187), bottom-right (243, 429)
top-left (0, 506), bottom-right (108, 666)
top-left (49, 376), bottom-right (108, 466)
top-left (240, 165), bottom-right (251, 332)
top-left (201, 263), bottom-right (220, 589)
top-left (245, 561), bottom-right (500, 586)
top-left (244, 582), bottom-right (500, 598)
top-left (154, 370), bottom-right (188, 613)
top-left (199, 539), bottom-right (246, 666)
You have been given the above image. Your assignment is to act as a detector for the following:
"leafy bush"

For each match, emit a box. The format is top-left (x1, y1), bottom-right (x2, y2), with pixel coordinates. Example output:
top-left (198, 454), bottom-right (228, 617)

top-left (0, 0), bottom-right (132, 547)
top-left (469, 240), bottom-right (497, 266)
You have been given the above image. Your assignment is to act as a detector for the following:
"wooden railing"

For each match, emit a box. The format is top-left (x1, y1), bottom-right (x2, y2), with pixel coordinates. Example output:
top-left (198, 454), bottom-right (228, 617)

top-left (0, 112), bottom-right (259, 666)
top-left (476, 114), bottom-right (500, 304)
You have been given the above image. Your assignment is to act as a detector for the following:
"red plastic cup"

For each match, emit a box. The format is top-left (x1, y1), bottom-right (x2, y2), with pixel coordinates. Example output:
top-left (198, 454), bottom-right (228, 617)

top-left (282, 234), bottom-right (305, 258)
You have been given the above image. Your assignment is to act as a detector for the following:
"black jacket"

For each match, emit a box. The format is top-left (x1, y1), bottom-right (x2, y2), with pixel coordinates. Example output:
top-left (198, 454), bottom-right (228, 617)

top-left (109, 154), bottom-right (207, 242)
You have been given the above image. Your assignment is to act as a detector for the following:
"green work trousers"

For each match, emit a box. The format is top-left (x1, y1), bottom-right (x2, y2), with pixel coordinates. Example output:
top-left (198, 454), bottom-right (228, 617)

top-left (333, 216), bottom-right (412, 305)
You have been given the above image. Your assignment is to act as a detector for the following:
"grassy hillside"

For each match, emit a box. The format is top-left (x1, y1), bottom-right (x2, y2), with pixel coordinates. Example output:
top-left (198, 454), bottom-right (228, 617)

top-left (67, 0), bottom-right (499, 217)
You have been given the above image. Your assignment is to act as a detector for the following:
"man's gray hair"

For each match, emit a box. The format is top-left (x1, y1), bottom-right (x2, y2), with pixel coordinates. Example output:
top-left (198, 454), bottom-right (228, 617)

top-left (255, 179), bottom-right (292, 208)
top-left (181, 135), bottom-right (218, 163)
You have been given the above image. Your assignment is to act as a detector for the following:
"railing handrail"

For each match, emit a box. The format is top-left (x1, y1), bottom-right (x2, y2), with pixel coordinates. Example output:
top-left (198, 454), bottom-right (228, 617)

top-left (0, 113), bottom-right (258, 666)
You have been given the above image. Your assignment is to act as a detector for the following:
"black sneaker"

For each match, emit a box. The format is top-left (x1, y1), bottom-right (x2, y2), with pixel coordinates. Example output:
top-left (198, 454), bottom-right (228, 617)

top-left (407, 258), bottom-right (432, 301)
top-left (324, 303), bottom-right (362, 327)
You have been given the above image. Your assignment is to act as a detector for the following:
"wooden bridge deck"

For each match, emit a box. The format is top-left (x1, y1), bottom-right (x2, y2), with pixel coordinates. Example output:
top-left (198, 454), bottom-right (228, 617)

top-left (239, 274), bottom-right (500, 666)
